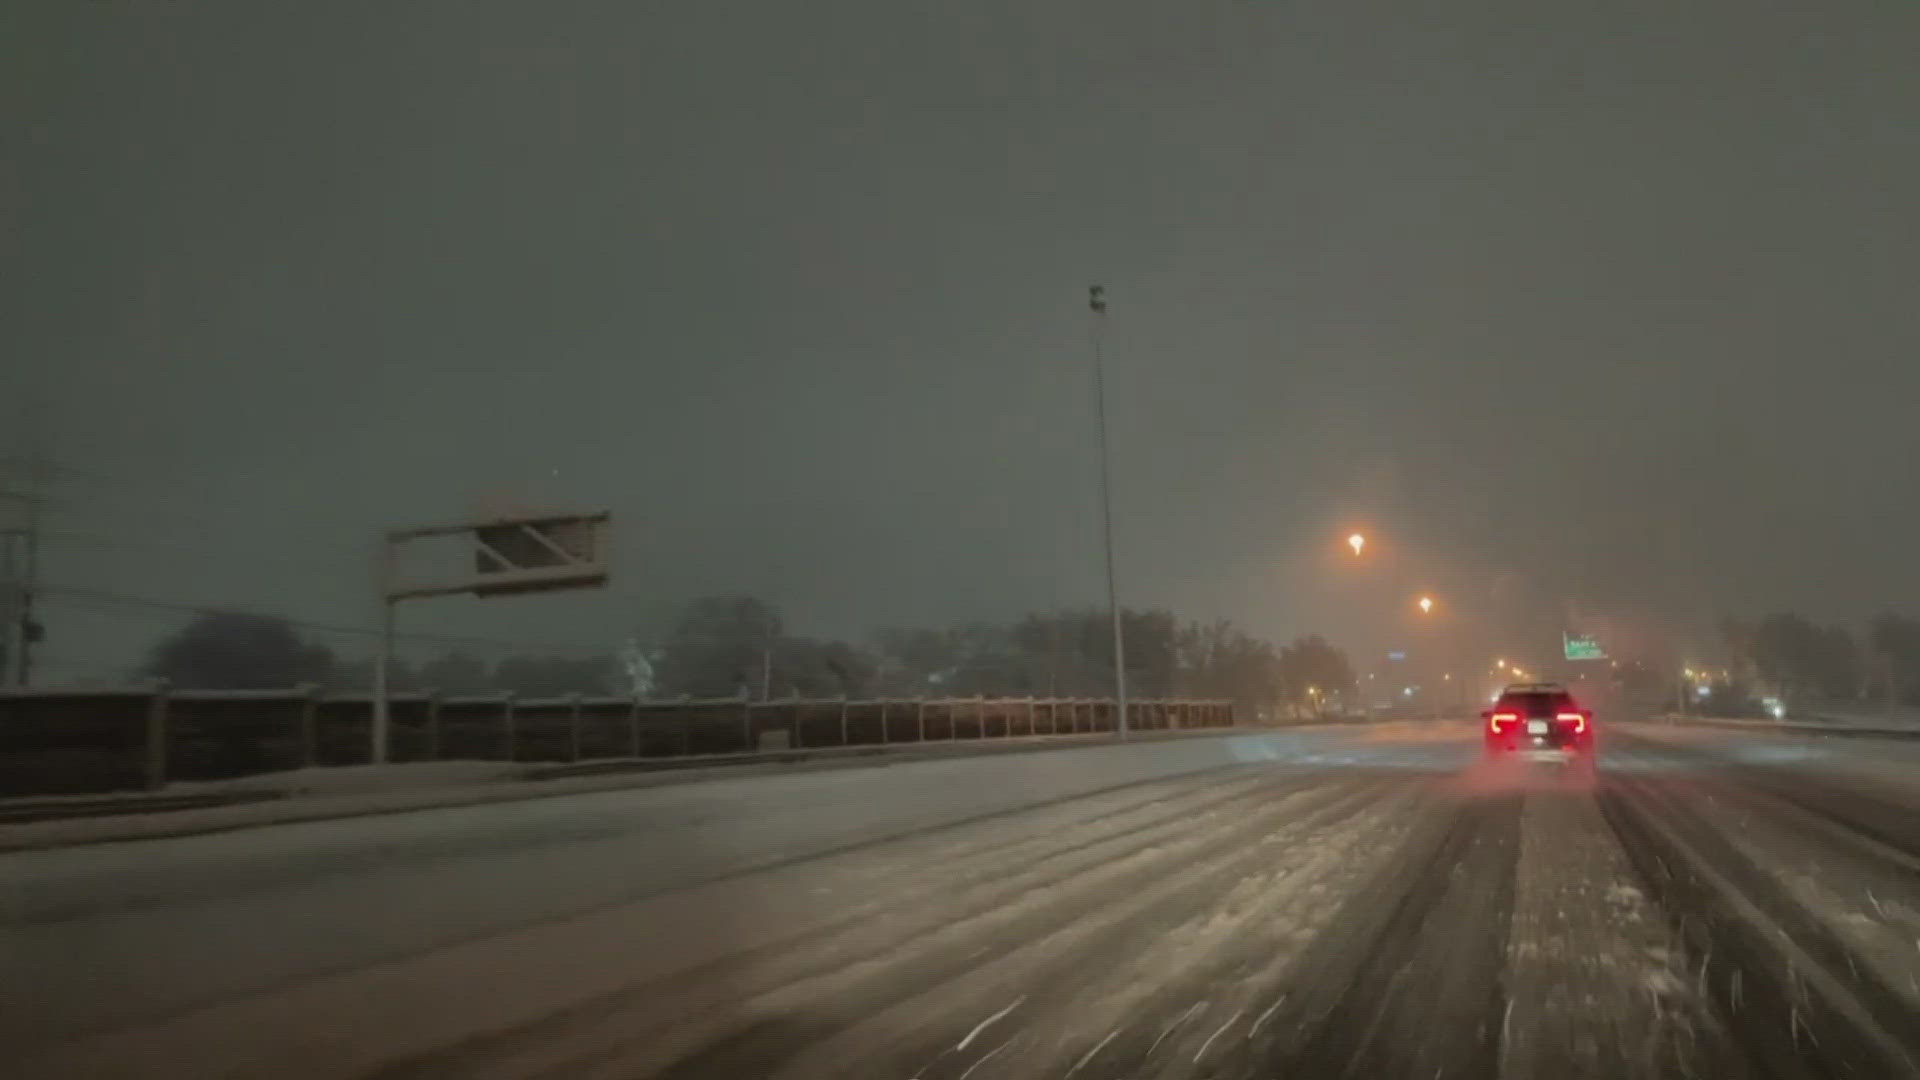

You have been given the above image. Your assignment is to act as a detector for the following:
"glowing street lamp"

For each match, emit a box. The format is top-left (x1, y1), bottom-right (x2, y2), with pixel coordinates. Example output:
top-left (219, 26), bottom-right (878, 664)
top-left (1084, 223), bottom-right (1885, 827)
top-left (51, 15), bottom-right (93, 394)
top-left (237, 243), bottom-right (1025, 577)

top-left (1347, 532), bottom-right (1366, 557)
top-left (1417, 595), bottom-right (1434, 615)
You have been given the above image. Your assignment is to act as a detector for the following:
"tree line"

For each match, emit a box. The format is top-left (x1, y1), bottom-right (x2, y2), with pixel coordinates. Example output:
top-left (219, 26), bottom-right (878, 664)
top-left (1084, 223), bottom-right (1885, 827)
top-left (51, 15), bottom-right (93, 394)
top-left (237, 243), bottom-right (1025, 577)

top-left (1717, 611), bottom-right (1920, 709)
top-left (140, 596), bottom-right (1359, 720)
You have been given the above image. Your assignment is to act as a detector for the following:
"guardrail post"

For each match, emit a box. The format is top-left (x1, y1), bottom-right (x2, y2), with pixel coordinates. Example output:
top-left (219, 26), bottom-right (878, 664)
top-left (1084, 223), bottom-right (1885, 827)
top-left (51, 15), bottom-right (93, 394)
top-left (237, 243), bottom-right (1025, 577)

top-left (501, 694), bottom-right (517, 761)
top-left (917, 697), bottom-right (927, 742)
top-left (978, 694), bottom-right (988, 739)
top-left (1026, 696), bottom-right (1035, 736)
top-left (296, 682), bottom-right (320, 768)
top-left (680, 705), bottom-right (693, 756)
top-left (740, 698), bottom-right (753, 752)
top-left (425, 692), bottom-right (442, 760)
top-left (840, 695), bottom-right (850, 746)
top-left (144, 679), bottom-right (171, 791)
top-left (950, 699), bottom-right (959, 740)
top-left (792, 700), bottom-right (803, 749)
top-left (629, 696), bottom-right (643, 757)
top-left (567, 693), bottom-right (583, 762)
top-left (879, 699), bottom-right (889, 744)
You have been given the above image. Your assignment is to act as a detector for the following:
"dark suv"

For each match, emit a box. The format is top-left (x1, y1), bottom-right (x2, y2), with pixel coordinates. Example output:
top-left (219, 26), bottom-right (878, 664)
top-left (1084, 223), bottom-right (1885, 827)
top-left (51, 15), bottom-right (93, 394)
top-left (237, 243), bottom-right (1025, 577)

top-left (1482, 683), bottom-right (1594, 757)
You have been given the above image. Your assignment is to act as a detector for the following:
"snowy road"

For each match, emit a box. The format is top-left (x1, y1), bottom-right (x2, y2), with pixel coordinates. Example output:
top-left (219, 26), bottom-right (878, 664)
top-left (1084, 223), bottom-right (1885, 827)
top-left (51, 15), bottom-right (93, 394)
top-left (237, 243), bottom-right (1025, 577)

top-left (6, 720), bottom-right (1920, 1078)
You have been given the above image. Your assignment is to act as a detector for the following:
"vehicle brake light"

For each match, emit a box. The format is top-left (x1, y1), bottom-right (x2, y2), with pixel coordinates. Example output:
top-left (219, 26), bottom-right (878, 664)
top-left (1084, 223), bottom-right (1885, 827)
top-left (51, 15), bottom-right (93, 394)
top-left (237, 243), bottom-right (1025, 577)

top-left (1556, 711), bottom-right (1586, 734)
top-left (1489, 711), bottom-right (1520, 733)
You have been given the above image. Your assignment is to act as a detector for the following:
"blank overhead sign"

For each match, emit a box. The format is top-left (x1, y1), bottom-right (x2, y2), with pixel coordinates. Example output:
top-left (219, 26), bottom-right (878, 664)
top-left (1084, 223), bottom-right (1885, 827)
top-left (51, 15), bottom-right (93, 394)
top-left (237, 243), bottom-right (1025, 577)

top-left (384, 511), bottom-right (610, 601)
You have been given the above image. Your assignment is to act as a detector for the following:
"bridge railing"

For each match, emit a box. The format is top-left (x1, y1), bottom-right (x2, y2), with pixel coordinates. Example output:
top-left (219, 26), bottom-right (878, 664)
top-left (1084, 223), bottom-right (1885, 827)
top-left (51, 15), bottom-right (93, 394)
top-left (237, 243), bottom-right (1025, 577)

top-left (0, 686), bottom-right (1236, 798)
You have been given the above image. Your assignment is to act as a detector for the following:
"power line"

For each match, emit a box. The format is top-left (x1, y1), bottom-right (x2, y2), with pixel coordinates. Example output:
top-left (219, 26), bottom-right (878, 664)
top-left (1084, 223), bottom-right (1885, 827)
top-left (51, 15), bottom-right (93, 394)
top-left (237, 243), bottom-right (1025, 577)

top-left (38, 525), bottom-right (668, 613)
top-left (39, 584), bottom-right (612, 656)
top-left (38, 525), bottom-right (359, 562)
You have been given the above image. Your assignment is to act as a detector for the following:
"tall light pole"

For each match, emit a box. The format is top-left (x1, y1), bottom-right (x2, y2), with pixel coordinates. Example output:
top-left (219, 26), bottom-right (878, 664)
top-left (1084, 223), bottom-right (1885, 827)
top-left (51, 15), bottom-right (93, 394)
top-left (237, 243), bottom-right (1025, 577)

top-left (1089, 285), bottom-right (1128, 739)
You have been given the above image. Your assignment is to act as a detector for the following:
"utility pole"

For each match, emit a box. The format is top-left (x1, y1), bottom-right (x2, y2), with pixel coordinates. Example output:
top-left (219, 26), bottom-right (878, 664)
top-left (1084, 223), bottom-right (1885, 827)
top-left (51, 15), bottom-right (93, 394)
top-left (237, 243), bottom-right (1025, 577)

top-left (0, 459), bottom-right (50, 688)
top-left (0, 526), bottom-right (24, 685)
top-left (15, 524), bottom-right (38, 686)
top-left (1089, 285), bottom-right (1128, 739)
top-left (372, 536), bottom-right (395, 764)
top-left (761, 636), bottom-right (773, 701)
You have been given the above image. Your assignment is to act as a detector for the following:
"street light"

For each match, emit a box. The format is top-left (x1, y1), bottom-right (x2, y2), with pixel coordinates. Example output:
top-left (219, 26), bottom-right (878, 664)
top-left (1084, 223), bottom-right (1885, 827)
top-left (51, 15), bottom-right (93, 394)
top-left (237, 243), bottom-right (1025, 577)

top-left (1417, 595), bottom-right (1434, 615)
top-left (1347, 532), bottom-right (1366, 557)
top-left (1088, 284), bottom-right (1127, 739)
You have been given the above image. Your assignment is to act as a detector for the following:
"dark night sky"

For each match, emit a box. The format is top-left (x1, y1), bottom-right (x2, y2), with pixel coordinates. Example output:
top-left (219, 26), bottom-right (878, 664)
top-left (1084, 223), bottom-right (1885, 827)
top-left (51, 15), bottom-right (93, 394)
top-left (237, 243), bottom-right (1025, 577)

top-left (6, 2), bottom-right (1918, 679)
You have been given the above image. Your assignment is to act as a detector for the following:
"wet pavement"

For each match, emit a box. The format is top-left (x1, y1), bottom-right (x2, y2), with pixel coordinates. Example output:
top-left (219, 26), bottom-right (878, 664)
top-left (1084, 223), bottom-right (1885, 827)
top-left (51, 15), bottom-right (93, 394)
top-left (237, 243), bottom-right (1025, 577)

top-left (6, 720), bottom-right (1919, 1078)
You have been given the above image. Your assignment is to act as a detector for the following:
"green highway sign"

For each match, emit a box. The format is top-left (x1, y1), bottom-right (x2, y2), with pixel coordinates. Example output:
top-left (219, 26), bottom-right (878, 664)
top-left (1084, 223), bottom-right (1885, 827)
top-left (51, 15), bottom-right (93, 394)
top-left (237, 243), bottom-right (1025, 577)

top-left (1563, 633), bottom-right (1606, 661)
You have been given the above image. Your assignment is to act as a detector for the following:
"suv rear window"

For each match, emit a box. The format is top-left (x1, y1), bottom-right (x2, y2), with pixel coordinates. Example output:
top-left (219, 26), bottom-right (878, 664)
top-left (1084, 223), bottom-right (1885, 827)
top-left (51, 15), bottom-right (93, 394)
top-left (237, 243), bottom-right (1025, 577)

top-left (1499, 691), bottom-right (1573, 717)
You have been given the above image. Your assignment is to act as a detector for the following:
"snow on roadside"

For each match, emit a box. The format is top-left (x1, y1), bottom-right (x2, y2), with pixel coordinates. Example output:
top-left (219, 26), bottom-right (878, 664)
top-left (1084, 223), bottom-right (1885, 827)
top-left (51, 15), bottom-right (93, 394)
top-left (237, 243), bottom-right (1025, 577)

top-left (164, 761), bottom-right (525, 796)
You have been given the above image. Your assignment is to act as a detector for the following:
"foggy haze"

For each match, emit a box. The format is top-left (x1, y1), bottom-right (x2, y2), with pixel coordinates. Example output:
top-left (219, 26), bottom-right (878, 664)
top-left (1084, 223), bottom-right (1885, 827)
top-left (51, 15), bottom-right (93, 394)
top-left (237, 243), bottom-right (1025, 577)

top-left (6, 1), bottom-right (1918, 679)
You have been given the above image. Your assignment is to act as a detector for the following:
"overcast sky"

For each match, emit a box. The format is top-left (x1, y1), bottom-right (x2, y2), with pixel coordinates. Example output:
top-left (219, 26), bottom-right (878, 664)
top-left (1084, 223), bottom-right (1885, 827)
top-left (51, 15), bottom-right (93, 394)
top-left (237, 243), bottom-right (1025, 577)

top-left (6, 2), bottom-right (1918, 679)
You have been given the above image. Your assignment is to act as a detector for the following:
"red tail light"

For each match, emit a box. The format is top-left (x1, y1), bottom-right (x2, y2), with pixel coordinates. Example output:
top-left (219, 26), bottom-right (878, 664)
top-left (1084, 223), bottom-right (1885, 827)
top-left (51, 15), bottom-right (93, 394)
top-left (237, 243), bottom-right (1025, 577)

top-left (1557, 711), bottom-right (1586, 734)
top-left (1489, 711), bottom-right (1520, 733)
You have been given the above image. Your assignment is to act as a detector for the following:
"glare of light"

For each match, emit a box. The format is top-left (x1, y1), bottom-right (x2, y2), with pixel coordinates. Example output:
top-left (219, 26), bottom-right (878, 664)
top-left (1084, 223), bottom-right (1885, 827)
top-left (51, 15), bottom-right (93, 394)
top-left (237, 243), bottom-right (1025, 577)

top-left (1417, 595), bottom-right (1434, 614)
top-left (1495, 659), bottom-right (1507, 669)
top-left (1403, 687), bottom-right (1414, 697)
top-left (1347, 533), bottom-right (1366, 556)
top-left (1442, 673), bottom-right (1452, 681)
top-left (1490, 692), bottom-right (1502, 703)
top-left (1683, 668), bottom-right (1695, 679)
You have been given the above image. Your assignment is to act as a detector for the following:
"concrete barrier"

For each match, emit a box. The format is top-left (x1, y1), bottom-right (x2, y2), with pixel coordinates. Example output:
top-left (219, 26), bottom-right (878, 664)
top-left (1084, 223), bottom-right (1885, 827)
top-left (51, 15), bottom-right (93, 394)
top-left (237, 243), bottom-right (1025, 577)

top-left (1656, 713), bottom-right (1920, 740)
